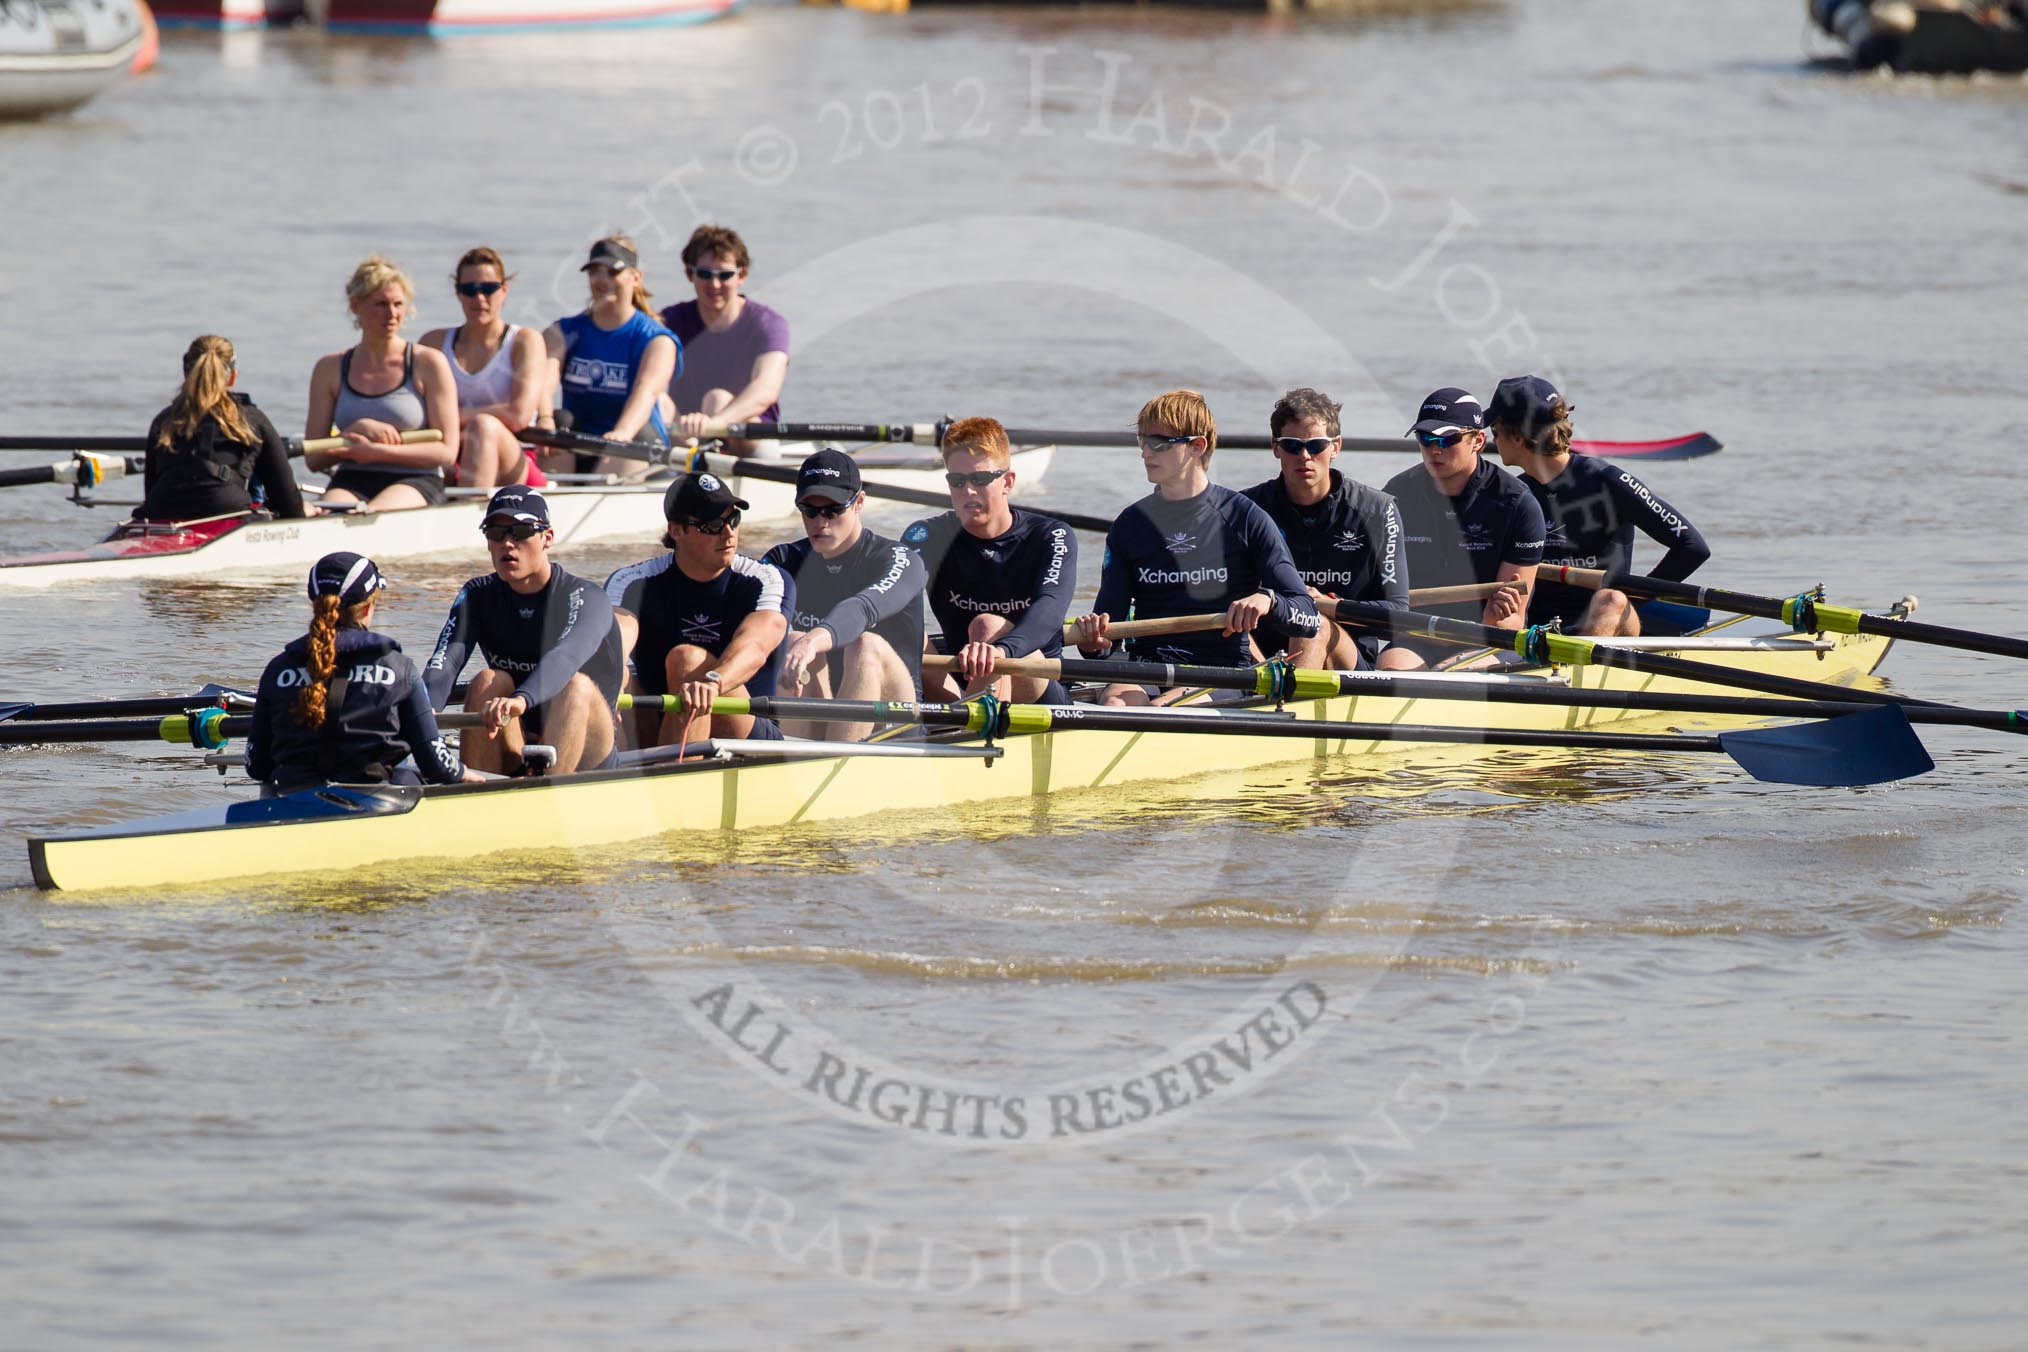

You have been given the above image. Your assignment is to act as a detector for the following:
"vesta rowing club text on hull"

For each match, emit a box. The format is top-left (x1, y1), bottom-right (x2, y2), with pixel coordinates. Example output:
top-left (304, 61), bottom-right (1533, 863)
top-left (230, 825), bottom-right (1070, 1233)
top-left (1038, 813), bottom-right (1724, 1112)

top-left (690, 980), bottom-right (1329, 1141)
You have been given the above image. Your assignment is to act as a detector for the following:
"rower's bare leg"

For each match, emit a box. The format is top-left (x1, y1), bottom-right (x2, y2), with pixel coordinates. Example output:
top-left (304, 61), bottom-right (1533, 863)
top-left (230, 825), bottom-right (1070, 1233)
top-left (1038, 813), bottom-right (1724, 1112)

top-left (363, 481), bottom-right (433, 512)
top-left (1376, 644), bottom-right (1427, 671)
top-left (660, 643), bottom-right (756, 741)
top-left (1283, 628), bottom-right (1330, 674)
top-left (827, 633), bottom-right (914, 741)
top-left (780, 663), bottom-right (837, 742)
top-left (459, 412), bottom-right (528, 490)
top-left (1577, 589), bottom-right (1640, 637)
top-left (609, 611), bottom-right (656, 749)
top-left (1323, 623), bottom-right (1366, 672)
top-left (922, 634), bottom-right (962, 702)
top-left (537, 673), bottom-right (616, 773)
top-left (460, 667), bottom-right (524, 775)
top-left (692, 387), bottom-right (766, 458)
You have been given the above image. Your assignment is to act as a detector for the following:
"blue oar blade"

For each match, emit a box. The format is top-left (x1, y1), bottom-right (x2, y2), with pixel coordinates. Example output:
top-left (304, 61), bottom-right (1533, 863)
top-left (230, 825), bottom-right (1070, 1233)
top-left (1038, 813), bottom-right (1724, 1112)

top-left (0, 702), bottom-right (29, 724)
top-left (1634, 599), bottom-right (1713, 636)
top-left (1717, 704), bottom-right (1932, 786)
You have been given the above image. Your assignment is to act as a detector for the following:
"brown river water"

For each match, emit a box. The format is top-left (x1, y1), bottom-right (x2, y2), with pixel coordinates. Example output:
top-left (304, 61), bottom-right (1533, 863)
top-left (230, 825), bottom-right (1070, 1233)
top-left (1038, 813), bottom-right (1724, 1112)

top-left (3, 1), bottom-right (2026, 1345)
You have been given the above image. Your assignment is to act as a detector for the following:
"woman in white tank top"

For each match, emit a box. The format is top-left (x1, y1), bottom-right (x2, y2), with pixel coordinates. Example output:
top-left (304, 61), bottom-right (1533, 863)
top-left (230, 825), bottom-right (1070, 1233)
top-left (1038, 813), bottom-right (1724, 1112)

top-left (418, 247), bottom-right (551, 489)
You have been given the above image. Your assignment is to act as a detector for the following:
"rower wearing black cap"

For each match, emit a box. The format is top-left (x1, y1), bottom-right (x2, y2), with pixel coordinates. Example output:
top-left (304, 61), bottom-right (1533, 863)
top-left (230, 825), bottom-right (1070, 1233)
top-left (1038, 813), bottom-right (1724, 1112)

top-left (1488, 375), bottom-right (1711, 637)
top-left (247, 552), bottom-right (475, 795)
top-left (1240, 387), bottom-right (1413, 671)
top-left (1381, 386), bottom-right (1546, 669)
top-left (605, 471), bottom-right (793, 745)
top-left (902, 415), bottom-right (1077, 703)
top-left (1072, 389), bottom-right (1323, 705)
top-left (760, 446), bottom-right (928, 741)
top-left (423, 485), bottom-right (625, 774)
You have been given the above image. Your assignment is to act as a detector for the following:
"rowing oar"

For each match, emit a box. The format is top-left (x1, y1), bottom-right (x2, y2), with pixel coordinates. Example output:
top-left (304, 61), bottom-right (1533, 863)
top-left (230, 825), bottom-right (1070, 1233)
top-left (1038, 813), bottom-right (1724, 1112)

top-left (0, 684), bottom-right (251, 725)
top-left (1321, 598), bottom-right (1977, 714)
top-left (920, 653), bottom-right (2025, 735)
top-left (1548, 564), bottom-right (2028, 664)
top-left (1045, 587), bottom-right (1504, 644)
top-left (0, 453), bottom-right (143, 491)
top-left (519, 427), bottom-right (1113, 532)
top-left (698, 421), bottom-right (1724, 462)
top-left (684, 694), bottom-right (1924, 787)
top-left (0, 430), bottom-right (443, 457)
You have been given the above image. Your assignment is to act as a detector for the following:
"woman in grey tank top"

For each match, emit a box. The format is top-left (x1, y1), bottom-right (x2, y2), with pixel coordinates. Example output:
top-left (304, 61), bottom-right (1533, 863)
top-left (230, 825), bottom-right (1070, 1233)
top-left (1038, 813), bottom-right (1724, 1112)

top-left (304, 256), bottom-right (460, 511)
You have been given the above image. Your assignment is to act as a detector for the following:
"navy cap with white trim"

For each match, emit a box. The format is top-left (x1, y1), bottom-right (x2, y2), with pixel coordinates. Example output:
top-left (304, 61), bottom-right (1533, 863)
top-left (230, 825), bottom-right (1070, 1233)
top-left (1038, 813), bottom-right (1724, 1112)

top-left (1486, 375), bottom-right (1572, 447)
top-left (307, 551), bottom-right (387, 607)
top-left (483, 484), bottom-right (550, 528)
top-left (1408, 387), bottom-right (1486, 437)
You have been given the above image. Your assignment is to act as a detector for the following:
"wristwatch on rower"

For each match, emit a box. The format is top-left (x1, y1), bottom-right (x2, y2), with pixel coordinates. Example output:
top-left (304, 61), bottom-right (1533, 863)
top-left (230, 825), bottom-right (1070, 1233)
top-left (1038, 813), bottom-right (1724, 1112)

top-left (702, 671), bottom-right (722, 685)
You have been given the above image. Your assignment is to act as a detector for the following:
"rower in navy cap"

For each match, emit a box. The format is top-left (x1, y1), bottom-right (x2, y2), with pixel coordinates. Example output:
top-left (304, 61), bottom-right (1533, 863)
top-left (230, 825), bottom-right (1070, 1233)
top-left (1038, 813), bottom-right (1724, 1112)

top-left (605, 470), bottom-right (793, 746)
top-left (1488, 375), bottom-right (1711, 637)
top-left (247, 552), bottom-right (476, 795)
top-left (761, 445), bottom-right (929, 741)
top-left (423, 485), bottom-right (626, 775)
top-left (1382, 386), bottom-right (1546, 669)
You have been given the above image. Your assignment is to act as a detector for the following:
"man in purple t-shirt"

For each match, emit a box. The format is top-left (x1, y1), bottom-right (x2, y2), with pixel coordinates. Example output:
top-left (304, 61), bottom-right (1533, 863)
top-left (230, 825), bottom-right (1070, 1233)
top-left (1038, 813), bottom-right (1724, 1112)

top-left (661, 224), bottom-right (791, 457)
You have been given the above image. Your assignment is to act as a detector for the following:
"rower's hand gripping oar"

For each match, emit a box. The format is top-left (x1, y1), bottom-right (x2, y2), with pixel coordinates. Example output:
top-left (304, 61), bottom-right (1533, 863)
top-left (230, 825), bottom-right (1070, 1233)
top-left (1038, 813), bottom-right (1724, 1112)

top-left (1550, 564), bottom-right (2028, 665)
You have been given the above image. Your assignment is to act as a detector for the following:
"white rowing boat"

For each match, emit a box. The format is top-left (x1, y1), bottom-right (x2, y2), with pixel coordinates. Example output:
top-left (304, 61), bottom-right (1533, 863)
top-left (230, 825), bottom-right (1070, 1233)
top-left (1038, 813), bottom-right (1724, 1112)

top-left (0, 443), bottom-right (1056, 589)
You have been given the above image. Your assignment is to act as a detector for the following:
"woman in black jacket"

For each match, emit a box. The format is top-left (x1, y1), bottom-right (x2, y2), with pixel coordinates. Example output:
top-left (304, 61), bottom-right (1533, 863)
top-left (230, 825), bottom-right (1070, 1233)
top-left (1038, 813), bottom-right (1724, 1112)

top-left (135, 335), bottom-right (308, 522)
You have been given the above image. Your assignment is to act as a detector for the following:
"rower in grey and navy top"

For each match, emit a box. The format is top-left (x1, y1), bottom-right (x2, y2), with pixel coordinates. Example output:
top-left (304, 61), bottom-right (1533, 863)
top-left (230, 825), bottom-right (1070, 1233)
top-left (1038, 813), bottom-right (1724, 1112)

top-left (902, 507), bottom-right (1077, 660)
top-left (1383, 456), bottom-right (1546, 624)
top-left (761, 529), bottom-right (928, 691)
top-left (1523, 456), bottom-right (1711, 628)
top-left (604, 553), bottom-right (794, 699)
top-left (1093, 484), bottom-right (1321, 666)
top-left (247, 628), bottom-right (463, 794)
top-left (329, 341), bottom-right (446, 505)
top-left (423, 565), bottom-right (626, 714)
top-left (1242, 469), bottom-right (1408, 664)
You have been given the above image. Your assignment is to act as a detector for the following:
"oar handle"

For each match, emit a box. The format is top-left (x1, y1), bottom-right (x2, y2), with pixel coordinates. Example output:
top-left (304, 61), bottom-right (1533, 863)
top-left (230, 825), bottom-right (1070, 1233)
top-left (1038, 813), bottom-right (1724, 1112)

top-left (1404, 582), bottom-right (1507, 607)
top-left (1058, 614), bottom-right (1228, 642)
top-left (1542, 564), bottom-right (1610, 590)
top-left (924, 654), bottom-right (1063, 680)
top-left (298, 428), bottom-right (445, 455)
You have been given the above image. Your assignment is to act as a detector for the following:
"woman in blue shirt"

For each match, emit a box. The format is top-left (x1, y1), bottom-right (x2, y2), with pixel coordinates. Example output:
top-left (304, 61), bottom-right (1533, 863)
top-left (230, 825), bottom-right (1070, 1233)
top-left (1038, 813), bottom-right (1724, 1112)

top-left (542, 236), bottom-right (682, 477)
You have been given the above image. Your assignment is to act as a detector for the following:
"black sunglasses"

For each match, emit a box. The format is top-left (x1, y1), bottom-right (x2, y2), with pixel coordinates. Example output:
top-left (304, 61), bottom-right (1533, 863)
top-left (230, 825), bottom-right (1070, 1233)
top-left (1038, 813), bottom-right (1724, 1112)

top-left (688, 266), bottom-right (739, 282)
top-left (481, 520), bottom-right (542, 542)
top-left (455, 280), bottom-right (504, 298)
top-left (1273, 436), bottom-right (1338, 457)
top-left (796, 499), bottom-right (852, 519)
top-left (681, 512), bottom-right (741, 535)
top-left (1415, 430), bottom-right (1471, 449)
top-left (945, 470), bottom-right (1007, 490)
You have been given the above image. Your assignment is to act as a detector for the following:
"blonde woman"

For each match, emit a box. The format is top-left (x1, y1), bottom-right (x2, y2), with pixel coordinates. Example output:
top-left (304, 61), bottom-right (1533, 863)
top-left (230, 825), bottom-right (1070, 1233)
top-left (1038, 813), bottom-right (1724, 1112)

top-left (305, 255), bottom-right (460, 511)
top-left (542, 236), bottom-right (680, 476)
top-left (418, 246), bottom-right (550, 490)
top-left (136, 335), bottom-right (307, 522)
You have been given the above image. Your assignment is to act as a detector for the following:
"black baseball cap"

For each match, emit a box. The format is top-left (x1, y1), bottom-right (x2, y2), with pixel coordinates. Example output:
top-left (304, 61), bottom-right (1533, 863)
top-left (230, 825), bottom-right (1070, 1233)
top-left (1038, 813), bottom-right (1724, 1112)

top-left (1486, 375), bottom-right (1571, 446)
top-left (307, 551), bottom-right (387, 607)
top-left (483, 484), bottom-right (550, 528)
top-left (663, 470), bottom-right (750, 522)
top-left (581, 239), bottom-right (639, 273)
top-left (1408, 387), bottom-right (1486, 437)
top-left (794, 445), bottom-right (862, 504)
